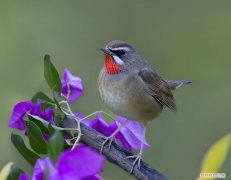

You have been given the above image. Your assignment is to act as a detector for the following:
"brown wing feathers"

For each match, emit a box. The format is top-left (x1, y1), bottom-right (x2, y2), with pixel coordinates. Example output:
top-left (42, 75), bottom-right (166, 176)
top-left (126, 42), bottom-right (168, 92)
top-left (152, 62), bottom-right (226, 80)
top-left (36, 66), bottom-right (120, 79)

top-left (138, 68), bottom-right (177, 111)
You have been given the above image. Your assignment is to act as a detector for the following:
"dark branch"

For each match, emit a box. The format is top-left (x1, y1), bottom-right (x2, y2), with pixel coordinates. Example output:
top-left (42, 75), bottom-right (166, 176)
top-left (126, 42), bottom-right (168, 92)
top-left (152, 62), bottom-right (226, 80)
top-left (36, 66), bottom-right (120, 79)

top-left (61, 116), bottom-right (169, 180)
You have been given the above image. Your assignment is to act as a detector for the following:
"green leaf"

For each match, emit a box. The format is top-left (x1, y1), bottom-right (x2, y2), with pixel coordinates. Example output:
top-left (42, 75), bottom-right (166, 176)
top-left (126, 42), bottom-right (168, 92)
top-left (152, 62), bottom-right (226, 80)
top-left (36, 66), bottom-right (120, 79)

top-left (26, 114), bottom-right (49, 128)
top-left (7, 166), bottom-right (23, 180)
top-left (48, 123), bottom-right (55, 135)
top-left (26, 121), bottom-right (48, 154)
top-left (51, 89), bottom-right (64, 125)
top-left (11, 134), bottom-right (39, 166)
top-left (199, 133), bottom-right (231, 175)
top-left (44, 54), bottom-right (62, 93)
top-left (40, 102), bottom-right (56, 112)
top-left (52, 89), bottom-right (62, 111)
top-left (47, 130), bottom-right (64, 164)
top-left (54, 109), bottom-right (64, 126)
top-left (31, 91), bottom-right (54, 104)
top-left (28, 114), bottom-right (49, 134)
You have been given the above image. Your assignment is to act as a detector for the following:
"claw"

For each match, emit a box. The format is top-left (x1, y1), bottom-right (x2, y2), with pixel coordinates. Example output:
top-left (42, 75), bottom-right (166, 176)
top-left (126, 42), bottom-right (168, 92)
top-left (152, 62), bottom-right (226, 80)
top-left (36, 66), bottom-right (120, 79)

top-left (126, 153), bottom-right (142, 173)
top-left (98, 119), bottom-right (128, 153)
top-left (98, 134), bottom-right (115, 153)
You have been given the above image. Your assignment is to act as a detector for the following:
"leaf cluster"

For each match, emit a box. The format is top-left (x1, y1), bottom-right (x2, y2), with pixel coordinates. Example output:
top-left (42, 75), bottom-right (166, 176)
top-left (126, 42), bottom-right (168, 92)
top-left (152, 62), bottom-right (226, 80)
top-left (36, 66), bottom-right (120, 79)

top-left (8, 55), bottom-right (66, 178)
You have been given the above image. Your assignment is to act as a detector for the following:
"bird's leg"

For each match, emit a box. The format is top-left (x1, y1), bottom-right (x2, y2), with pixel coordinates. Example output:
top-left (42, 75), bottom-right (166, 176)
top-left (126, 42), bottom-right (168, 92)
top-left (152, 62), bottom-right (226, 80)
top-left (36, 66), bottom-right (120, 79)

top-left (99, 119), bottom-right (128, 153)
top-left (126, 125), bottom-right (147, 173)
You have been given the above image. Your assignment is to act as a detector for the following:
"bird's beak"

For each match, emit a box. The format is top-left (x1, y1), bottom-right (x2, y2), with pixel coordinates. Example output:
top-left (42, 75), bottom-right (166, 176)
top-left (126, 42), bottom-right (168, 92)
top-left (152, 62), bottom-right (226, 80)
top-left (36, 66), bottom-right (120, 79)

top-left (100, 48), bottom-right (114, 56)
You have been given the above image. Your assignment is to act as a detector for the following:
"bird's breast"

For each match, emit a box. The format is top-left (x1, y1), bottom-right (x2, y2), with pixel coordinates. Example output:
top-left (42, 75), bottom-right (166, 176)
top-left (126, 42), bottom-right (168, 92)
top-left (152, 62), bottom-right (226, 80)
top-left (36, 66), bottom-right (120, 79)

top-left (98, 69), bottom-right (162, 123)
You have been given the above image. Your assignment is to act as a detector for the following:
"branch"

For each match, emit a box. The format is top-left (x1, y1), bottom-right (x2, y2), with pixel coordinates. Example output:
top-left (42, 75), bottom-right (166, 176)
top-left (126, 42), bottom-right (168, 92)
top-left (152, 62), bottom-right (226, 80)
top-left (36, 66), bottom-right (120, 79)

top-left (61, 116), bottom-right (169, 180)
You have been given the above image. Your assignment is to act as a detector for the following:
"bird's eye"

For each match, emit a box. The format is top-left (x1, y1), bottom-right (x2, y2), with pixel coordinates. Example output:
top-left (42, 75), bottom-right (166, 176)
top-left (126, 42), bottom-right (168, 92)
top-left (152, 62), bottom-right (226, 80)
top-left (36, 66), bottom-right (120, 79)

top-left (118, 49), bottom-right (126, 56)
top-left (110, 49), bottom-right (126, 56)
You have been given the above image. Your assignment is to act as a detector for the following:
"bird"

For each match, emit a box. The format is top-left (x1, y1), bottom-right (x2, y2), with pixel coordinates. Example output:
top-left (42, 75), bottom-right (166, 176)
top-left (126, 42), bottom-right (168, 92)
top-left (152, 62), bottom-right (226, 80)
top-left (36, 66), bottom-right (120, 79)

top-left (97, 40), bottom-right (192, 172)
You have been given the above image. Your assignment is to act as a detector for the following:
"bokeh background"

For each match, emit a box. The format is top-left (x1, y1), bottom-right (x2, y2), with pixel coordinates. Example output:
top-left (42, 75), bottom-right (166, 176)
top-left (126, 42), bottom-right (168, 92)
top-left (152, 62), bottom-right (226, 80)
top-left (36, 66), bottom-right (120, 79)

top-left (0, 1), bottom-right (231, 180)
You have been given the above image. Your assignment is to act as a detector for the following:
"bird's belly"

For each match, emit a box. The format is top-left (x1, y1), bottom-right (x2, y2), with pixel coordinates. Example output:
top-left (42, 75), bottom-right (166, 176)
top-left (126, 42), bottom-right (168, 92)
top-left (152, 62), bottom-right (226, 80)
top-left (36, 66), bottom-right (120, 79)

top-left (99, 86), bottom-right (131, 117)
top-left (99, 82), bottom-right (162, 123)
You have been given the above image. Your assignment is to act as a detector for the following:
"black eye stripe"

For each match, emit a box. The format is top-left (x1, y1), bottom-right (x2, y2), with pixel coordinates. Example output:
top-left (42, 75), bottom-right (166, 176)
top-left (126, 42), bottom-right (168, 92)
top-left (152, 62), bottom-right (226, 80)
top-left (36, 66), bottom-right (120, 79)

top-left (110, 49), bottom-right (126, 56)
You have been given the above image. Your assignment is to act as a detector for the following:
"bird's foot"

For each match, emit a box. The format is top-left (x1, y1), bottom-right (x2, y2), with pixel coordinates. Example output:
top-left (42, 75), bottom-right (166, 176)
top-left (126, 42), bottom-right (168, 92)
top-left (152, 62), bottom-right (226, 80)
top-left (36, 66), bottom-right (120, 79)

top-left (98, 121), bottom-right (127, 153)
top-left (98, 134), bottom-right (116, 153)
top-left (126, 153), bottom-right (143, 173)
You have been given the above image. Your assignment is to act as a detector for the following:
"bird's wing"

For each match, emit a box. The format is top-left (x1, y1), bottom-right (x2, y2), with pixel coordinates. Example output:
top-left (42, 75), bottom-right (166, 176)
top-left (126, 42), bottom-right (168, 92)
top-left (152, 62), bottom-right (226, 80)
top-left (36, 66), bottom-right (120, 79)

top-left (138, 67), bottom-right (177, 111)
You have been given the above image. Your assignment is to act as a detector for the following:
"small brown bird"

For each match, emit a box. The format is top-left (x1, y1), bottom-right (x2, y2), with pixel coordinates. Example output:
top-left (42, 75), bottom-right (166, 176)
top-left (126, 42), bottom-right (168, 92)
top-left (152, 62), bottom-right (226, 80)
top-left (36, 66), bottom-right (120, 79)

top-left (98, 40), bottom-right (191, 171)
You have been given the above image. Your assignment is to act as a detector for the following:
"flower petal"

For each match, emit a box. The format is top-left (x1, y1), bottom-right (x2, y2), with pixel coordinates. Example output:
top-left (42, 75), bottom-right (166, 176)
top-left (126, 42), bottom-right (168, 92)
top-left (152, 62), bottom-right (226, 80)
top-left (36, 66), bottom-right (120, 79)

top-left (41, 108), bottom-right (54, 124)
top-left (83, 175), bottom-right (103, 180)
top-left (32, 157), bottom-right (58, 180)
top-left (19, 173), bottom-right (30, 180)
top-left (31, 104), bottom-right (54, 123)
top-left (8, 101), bottom-right (33, 130)
top-left (89, 113), bottom-right (113, 136)
top-left (61, 69), bottom-right (83, 103)
top-left (57, 145), bottom-right (105, 180)
top-left (114, 116), bottom-right (150, 150)
top-left (109, 122), bottom-right (132, 152)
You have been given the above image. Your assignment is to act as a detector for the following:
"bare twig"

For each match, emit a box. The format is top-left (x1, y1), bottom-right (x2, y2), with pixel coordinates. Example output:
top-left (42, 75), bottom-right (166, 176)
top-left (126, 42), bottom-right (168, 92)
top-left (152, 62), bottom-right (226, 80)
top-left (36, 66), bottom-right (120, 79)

top-left (61, 116), bottom-right (169, 180)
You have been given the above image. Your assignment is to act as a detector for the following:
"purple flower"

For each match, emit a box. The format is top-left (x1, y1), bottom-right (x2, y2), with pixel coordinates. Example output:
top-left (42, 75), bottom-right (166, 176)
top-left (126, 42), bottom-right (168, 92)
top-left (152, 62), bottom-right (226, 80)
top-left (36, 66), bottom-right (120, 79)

top-left (30, 104), bottom-right (53, 123)
top-left (19, 173), bottom-right (30, 180)
top-left (57, 145), bottom-right (105, 180)
top-left (109, 122), bottom-right (133, 151)
top-left (87, 113), bottom-right (113, 137)
top-left (32, 157), bottom-right (58, 180)
top-left (8, 101), bottom-right (33, 130)
top-left (111, 116), bottom-right (150, 151)
top-left (77, 113), bottom-right (113, 137)
top-left (32, 145), bottom-right (105, 180)
top-left (83, 175), bottom-right (103, 180)
top-left (8, 101), bottom-right (53, 131)
top-left (61, 69), bottom-right (83, 103)
top-left (81, 113), bottom-right (150, 152)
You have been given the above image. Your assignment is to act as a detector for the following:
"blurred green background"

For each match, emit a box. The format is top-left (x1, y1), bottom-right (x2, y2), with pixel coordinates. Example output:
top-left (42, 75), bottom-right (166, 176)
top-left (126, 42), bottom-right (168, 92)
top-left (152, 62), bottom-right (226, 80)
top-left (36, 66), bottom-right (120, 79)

top-left (0, 1), bottom-right (231, 180)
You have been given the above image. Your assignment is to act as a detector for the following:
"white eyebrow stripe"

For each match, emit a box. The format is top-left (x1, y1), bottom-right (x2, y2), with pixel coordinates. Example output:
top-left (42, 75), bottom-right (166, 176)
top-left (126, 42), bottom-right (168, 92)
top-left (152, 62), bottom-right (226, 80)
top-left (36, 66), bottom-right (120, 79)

top-left (112, 55), bottom-right (124, 65)
top-left (111, 47), bottom-right (131, 51)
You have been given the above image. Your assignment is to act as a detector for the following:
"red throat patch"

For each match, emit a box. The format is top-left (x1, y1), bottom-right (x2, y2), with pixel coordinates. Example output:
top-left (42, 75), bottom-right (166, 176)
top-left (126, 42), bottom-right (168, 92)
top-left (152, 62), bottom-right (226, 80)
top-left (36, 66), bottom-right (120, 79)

top-left (104, 54), bottom-right (121, 74)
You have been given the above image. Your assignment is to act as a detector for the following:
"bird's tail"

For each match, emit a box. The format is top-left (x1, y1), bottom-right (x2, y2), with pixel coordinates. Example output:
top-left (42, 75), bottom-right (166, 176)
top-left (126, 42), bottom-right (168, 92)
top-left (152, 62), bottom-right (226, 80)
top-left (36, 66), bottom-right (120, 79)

top-left (166, 80), bottom-right (193, 90)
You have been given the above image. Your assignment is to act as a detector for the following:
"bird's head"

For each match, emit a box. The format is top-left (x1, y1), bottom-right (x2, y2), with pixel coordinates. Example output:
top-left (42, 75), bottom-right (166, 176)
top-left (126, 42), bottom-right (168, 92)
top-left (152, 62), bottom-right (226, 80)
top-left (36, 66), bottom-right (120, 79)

top-left (100, 40), bottom-right (139, 74)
